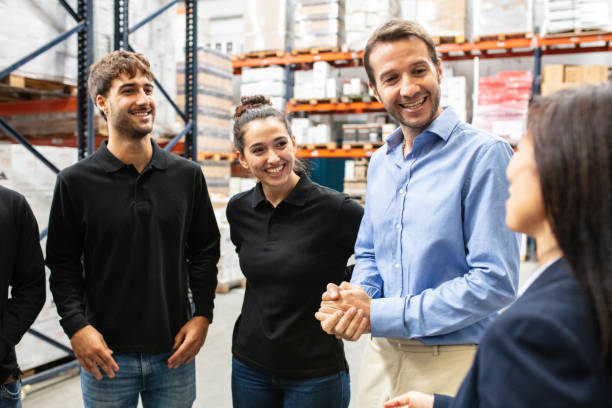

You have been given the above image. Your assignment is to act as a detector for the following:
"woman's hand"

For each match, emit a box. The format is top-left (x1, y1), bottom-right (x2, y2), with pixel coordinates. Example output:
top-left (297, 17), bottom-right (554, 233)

top-left (383, 391), bottom-right (434, 408)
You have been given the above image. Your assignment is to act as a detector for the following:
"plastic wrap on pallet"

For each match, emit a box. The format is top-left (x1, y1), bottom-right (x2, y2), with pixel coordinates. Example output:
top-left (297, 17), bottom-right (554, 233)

top-left (470, 0), bottom-right (532, 39)
top-left (345, 0), bottom-right (402, 50)
top-left (293, 63), bottom-right (340, 99)
top-left (413, 0), bottom-right (467, 38)
top-left (543, 0), bottom-right (612, 34)
top-left (294, 0), bottom-right (345, 49)
top-left (472, 71), bottom-right (532, 145)
top-left (241, 66), bottom-right (286, 83)
top-left (240, 80), bottom-right (287, 98)
top-left (244, 0), bottom-right (287, 53)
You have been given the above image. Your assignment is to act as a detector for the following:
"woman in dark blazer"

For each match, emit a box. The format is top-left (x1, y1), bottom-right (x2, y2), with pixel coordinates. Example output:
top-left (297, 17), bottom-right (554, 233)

top-left (384, 84), bottom-right (612, 408)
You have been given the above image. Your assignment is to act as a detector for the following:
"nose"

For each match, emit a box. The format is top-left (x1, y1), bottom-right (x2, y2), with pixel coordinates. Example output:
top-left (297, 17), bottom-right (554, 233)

top-left (399, 74), bottom-right (419, 98)
top-left (266, 149), bottom-right (281, 164)
top-left (135, 88), bottom-right (150, 104)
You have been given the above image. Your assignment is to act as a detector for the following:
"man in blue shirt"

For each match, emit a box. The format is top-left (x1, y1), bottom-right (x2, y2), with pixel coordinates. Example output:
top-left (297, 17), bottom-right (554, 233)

top-left (315, 20), bottom-right (520, 408)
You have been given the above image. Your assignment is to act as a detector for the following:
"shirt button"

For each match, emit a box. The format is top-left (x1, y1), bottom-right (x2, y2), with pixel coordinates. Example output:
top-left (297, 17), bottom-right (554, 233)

top-left (395, 263), bottom-right (400, 268)
top-left (396, 224), bottom-right (401, 229)
top-left (399, 188), bottom-right (404, 194)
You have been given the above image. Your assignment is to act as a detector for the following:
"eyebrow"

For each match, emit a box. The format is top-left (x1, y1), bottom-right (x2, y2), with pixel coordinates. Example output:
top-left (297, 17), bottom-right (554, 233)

top-left (248, 136), bottom-right (289, 149)
top-left (118, 82), bottom-right (154, 91)
top-left (378, 60), bottom-right (430, 81)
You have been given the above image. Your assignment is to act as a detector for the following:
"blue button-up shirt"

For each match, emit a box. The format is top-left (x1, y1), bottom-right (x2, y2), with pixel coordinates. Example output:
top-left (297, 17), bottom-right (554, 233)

top-left (351, 107), bottom-right (520, 345)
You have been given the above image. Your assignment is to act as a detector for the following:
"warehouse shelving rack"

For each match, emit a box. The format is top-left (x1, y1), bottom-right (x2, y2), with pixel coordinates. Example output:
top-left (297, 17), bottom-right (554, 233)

top-left (232, 31), bottom-right (612, 159)
top-left (0, 0), bottom-right (201, 387)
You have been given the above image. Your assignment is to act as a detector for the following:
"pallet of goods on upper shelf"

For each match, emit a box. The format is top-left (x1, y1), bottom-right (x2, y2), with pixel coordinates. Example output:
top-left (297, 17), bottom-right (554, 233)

top-left (240, 65), bottom-right (286, 111)
top-left (541, 64), bottom-right (609, 95)
top-left (543, 0), bottom-right (612, 35)
top-left (469, 0), bottom-right (533, 42)
top-left (294, 0), bottom-right (345, 51)
top-left (472, 70), bottom-right (532, 146)
top-left (294, 61), bottom-right (342, 100)
top-left (345, 0), bottom-right (401, 50)
top-left (243, 0), bottom-right (288, 54)
top-left (410, 0), bottom-right (468, 44)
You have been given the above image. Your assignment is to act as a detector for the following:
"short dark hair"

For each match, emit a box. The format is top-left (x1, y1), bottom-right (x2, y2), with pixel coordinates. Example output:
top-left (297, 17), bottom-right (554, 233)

top-left (88, 50), bottom-right (154, 119)
top-left (232, 95), bottom-right (308, 176)
top-left (529, 84), bottom-right (612, 366)
top-left (363, 19), bottom-right (439, 87)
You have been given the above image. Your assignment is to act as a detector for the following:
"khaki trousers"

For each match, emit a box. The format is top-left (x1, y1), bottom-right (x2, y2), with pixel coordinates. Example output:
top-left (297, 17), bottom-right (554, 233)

top-left (356, 336), bottom-right (477, 408)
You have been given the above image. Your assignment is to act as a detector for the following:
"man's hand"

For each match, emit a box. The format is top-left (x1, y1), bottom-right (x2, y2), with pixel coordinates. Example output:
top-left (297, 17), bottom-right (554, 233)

top-left (315, 282), bottom-right (372, 341)
top-left (168, 316), bottom-right (210, 369)
top-left (70, 325), bottom-right (119, 380)
top-left (383, 391), bottom-right (434, 408)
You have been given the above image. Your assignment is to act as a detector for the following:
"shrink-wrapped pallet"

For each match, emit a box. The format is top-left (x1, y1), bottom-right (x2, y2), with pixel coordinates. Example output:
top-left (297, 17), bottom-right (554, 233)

top-left (543, 0), bottom-right (612, 34)
top-left (240, 66), bottom-right (286, 111)
top-left (345, 0), bottom-right (401, 50)
top-left (176, 48), bottom-right (233, 160)
top-left (243, 0), bottom-right (288, 52)
top-left (414, 0), bottom-right (467, 40)
top-left (470, 0), bottom-right (533, 40)
top-left (294, 0), bottom-right (345, 50)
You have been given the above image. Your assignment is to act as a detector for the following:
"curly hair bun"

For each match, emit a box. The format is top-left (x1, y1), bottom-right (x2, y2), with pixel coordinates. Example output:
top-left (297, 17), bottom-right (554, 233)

top-left (234, 94), bottom-right (272, 118)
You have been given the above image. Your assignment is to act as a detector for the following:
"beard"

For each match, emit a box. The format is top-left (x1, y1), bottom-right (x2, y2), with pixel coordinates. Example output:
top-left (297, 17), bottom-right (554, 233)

top-left (110, 109), bottom-right (155, 139)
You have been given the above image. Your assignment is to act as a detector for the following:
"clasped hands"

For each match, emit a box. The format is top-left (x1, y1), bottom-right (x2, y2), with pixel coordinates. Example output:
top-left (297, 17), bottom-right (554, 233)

top-left (314, 281), bottom-right (372, 341)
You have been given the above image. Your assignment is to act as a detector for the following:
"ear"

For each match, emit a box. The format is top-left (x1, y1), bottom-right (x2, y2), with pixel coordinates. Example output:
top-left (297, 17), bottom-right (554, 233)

top-left (290, 135), bottom-right (297, 148)
top-left (369, 82), bottom-right (381, 104)
top-left (237, 151), bottom-right (250, 170)
top-left (96, 94), bottom-right (107, 114)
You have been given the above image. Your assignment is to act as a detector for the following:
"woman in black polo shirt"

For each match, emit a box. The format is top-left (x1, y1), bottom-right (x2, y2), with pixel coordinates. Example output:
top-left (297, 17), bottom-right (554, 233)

top-left (227, 95), bottom-right (364, 408)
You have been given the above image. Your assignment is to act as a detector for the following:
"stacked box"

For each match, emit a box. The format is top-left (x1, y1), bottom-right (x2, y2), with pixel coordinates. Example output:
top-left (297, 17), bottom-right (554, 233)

top-left (343, 158), bottom-right (368, 204)
top-left (541, 64), bottom-right (609, 95)
top-left (544, 0), bottom-right (612, 34)
top-left (342, 78), bottom-right (369, 97)
top-left (201, 161), bottom-right (231, 198)
top-left (414, 0), bottom-right (467, 39)
top-left (176, 48), bottom-right (234, 156)
top-left (470, 0), bottom-right (532, 39)
top-left (345, 0), bottom-right (402, 50)
top-left (291, 118), bottom-right (313, 145)
top-left (342, 124), bottom-right (382, 143)
top-left (440, 76), bottom-right (467, 122)
top-left (472, 70), bottom-right (532, 145)
top-left (240, 66), bottom-right (287, 111)
top-left (294, 0), bottom-right (345, 50)
top-left (294, 62), bottom-right (341, 99)
top-left (243, 0), bottom-right (287, 52)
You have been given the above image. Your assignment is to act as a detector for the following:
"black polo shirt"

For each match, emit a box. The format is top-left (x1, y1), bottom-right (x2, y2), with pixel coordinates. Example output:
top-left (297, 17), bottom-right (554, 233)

top-left (0, 186), bottom-right (45, 382)
top-left (46, 140), bottom-right (220, 354)
top-left (227, 176), bottom-right (364, 378)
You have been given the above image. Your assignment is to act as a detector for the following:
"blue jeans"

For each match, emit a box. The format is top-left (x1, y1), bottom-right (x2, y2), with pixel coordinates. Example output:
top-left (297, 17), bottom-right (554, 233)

top-left (81, 352), bottom-right (195, 408)
top-left (0, 380), bottom-right (21, 408)
top-left (231, 358), bottom-right (350, 408)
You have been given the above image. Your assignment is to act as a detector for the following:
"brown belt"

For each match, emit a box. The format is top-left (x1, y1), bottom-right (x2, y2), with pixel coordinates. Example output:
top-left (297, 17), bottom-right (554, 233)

top-left (3, 368), bottom-right (20, 384)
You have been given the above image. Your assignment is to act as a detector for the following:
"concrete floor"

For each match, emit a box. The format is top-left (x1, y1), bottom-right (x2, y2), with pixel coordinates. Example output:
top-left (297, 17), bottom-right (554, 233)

top-left (22, 262), bottom-right (538, 407)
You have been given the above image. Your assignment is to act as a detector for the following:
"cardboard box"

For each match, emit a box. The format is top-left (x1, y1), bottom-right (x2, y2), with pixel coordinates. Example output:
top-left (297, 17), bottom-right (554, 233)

top-left (542, 65), bottom-right (564, 83)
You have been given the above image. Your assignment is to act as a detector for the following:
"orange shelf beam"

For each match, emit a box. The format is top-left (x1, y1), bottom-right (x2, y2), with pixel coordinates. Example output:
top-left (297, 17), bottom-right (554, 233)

top-left (297, 146), bottom-right (380, 158)
top-left (286, 101), bottom-right (384, 114)
top-left (0, 97), bottom-right (77, 116)
top-left (232, 33), bottom-right (611, 71)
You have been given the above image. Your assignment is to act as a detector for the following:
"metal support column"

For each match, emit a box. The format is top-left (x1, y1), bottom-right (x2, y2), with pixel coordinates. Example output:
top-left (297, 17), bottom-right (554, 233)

top-left (77, 0), bottom-right (95, 159)
top-left (184, 0), bottom-right (197, 161)
top-left (114, 0), bottom-right (129, 51)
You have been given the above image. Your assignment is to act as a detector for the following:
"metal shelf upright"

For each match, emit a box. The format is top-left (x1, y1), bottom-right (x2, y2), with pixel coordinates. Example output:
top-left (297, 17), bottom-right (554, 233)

top-left (113, 0), bottom-right (198, 161)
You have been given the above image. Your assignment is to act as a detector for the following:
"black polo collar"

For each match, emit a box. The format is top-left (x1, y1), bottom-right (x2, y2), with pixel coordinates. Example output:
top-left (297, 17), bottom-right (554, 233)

top-left (95, 138), bottom-right (168, 173)
top-left (251, 175), bottom-right (312, 208)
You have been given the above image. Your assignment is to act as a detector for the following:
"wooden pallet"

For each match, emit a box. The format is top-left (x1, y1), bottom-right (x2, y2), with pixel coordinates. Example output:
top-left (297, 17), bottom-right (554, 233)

top-left (543, 29), bottom-right (611, 38)
top-left (340, 94), bottom-right (374, 103)
top-left (473, 32), bottom-right (533, 42)
top-left (233, 49), bottom-right (286, 60)
top-left (291, 46), bottom-right (340, 55)
top-left (342, 142), bottom-right (383, 150)
top-left (0, 74), bottom-right (76, 94)
top-left (289, 97), bottom-right (339, 105)
top-left (432, 35), bottom-right (466, 45)
top-left (197, 151), bottom-right (236, 162)
top-left (301, 142), bottom-right (338, 150)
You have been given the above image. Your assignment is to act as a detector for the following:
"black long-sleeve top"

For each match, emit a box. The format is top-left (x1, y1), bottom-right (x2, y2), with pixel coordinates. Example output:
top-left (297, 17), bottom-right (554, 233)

top-left (46, 140), bottom-right (220, 354)
top-left (0, 186), bottom-right (46, 382)
top-left (227, 176), bottom-right (364, 378)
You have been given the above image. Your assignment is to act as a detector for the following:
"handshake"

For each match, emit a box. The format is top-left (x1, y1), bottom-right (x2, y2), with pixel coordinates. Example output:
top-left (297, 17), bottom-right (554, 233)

top-left (315, 282), bottom-right (372, 341)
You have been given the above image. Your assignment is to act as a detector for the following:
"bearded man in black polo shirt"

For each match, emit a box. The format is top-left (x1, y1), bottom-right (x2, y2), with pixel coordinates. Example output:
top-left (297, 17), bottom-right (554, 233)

top-left (46, 50), bottom-right (220, 407)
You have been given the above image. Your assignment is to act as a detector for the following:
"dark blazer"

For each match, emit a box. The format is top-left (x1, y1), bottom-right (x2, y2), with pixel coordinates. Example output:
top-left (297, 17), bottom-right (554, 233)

top-left (435, 258), bottom-right (612, 408)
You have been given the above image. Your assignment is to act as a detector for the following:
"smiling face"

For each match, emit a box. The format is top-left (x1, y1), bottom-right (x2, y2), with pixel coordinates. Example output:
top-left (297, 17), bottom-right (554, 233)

top-left (505, 132), bottom-right (547, 236)
top-left (96, 71), bottom-right (155, 139)
top-left (238, 117), bottom-right (300, 194)
top-left (368, 37), bottom-right (443, 140)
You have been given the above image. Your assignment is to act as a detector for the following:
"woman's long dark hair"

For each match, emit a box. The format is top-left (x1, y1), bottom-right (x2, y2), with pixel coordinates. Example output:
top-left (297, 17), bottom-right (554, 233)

top-left (529, 84), bottom-right (612, 366)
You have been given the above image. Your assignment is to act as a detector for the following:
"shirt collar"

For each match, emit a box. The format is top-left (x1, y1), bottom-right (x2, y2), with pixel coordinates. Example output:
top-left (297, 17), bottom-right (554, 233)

top-left (95, 138), bottom-right (168, 173)
top-left (518, 256), bottom-right (562, 297)
top-left (384, 106), bottom-right (460, 153)
top-left (251, 175), bottom-right (312, 208)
